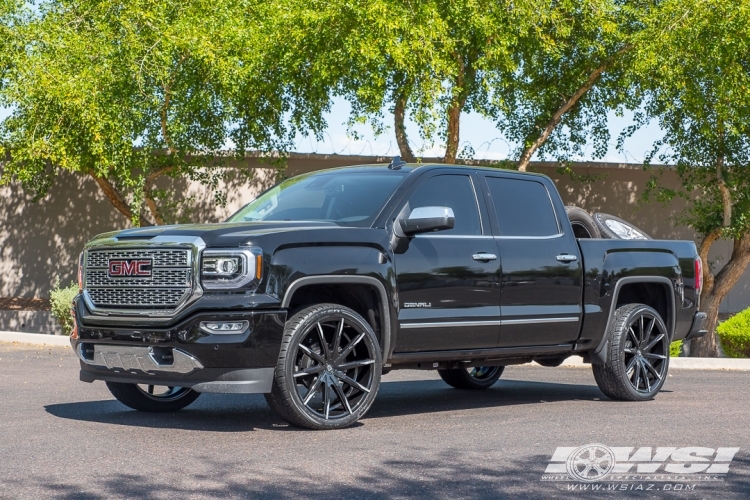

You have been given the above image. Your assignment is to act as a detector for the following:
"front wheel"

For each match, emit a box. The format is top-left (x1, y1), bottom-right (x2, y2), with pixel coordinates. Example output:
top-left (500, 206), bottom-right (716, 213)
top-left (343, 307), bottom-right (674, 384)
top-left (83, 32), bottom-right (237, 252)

top-left (106, 382), bottom-right (200, 412)
top-left (264, 304), bottom-right (382, 430)
top-left (438, 366), bottom-right (504, 390)
top-left (592, 304), bottom-right (670, 401)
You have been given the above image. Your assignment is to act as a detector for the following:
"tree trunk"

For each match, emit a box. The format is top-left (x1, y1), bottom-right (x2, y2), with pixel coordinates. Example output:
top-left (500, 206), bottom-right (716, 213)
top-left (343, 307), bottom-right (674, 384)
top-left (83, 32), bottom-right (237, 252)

top-left (691, 235), bottom-right (750, 357)
top-left (444, 101), bottom-right (462, 164)
top-left (517, 45), bottom-right (632, 172)
top-left (90, 172), bottom-right (154, 227)
top-left (394, 85), bottom-right (415, 162)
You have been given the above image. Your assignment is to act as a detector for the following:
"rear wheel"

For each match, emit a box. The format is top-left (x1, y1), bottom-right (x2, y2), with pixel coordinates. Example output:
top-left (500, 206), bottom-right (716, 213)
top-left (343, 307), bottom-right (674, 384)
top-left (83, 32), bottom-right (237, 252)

top-left (438, 366), bottom-right (504, 389)
top-left (106, 382), bottom-right (200, 412)
top-left (592, 304), bottom-right (670, 401)
top-left (265, 304), bottom-right (382, 430)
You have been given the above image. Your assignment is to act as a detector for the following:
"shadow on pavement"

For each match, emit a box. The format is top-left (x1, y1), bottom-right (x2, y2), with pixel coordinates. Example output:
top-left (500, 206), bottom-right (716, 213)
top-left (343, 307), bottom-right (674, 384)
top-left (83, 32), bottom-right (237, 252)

top-left (45, 378), bottom-right (604, 432)
top-left (16, 452), bottom-right (750, 500)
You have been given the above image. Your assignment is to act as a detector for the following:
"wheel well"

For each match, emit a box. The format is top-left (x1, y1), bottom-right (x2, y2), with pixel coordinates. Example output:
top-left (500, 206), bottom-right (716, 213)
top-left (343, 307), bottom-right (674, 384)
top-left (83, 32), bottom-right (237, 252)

top-left (616, 282), bottom-right (672, 335)
top-left (287, 283), bottom-right (384, 347)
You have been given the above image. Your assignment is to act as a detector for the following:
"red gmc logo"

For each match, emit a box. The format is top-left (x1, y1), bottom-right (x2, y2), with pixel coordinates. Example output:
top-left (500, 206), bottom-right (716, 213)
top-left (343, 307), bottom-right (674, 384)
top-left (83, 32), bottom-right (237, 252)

top-left (108, 259), bottom-right (152, 277)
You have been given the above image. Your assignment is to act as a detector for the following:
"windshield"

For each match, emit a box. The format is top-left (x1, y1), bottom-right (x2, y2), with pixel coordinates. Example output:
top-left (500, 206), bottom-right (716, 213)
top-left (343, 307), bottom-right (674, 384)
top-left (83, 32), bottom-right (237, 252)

top-left (227, 170), bottom-right (407, 226)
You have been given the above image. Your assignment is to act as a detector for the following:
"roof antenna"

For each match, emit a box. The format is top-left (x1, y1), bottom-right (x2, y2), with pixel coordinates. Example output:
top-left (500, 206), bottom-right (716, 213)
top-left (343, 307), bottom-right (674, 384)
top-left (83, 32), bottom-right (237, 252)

top-left (388, 156), bottom-right (407, 170)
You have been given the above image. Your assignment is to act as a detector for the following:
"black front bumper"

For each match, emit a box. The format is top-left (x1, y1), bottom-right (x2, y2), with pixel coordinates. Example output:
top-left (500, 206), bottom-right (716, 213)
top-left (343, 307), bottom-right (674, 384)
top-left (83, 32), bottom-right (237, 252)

top-left (71, 297), bottom-right (287, 392)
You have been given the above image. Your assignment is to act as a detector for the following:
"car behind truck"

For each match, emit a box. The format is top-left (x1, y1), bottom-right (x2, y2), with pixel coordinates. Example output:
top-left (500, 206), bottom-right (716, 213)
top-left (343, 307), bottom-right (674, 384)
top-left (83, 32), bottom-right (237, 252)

top-left (70, 161), bottom-right (707, 429)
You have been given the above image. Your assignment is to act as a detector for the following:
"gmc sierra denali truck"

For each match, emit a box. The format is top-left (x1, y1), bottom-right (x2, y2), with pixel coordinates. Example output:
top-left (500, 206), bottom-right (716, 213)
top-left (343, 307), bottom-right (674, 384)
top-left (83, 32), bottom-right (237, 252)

top-left (70, 160), bottom-right (707, 429)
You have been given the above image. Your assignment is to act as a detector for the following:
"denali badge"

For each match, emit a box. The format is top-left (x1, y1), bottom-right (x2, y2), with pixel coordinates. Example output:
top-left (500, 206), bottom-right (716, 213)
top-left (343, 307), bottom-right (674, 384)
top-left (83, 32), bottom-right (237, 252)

top-left (108, 259), bottom-right (153, 277)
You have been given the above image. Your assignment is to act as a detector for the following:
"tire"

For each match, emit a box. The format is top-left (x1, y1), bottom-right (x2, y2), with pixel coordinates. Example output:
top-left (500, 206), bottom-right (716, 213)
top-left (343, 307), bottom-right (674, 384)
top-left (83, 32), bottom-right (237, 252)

top-left (438, 366), bottom-right (504, 390)
top-left (592, 304), bottom-right (670, 401)
top-left (264, 303), bottom-right (382, 430)
top-left (593, 213), bottom-right (651, 240)
top-left (106, 382), bottom-right (200, 412)
top-left (565, 206), bottom-right (601, 239)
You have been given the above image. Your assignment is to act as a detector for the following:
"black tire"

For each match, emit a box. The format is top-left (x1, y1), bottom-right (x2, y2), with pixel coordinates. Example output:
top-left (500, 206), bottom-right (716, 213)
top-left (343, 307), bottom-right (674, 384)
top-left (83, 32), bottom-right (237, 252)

top-left (565, 206), bottom-right (601, 239)
top-left (438, 366), bottom-right (504, 390)
top-left (264, 303), bottom-right (382, 430)
top-left (592, 304), bottom-right (670, 401)
top-left (593, 213), bottom-right (651, 240)
top-left (106, 382), bottom-right (200, 412)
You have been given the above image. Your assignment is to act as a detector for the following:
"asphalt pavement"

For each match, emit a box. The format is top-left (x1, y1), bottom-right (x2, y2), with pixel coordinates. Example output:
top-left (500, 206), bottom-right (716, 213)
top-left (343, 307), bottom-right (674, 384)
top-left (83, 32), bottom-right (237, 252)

top-left (1, 341), bottom-right (748, 500)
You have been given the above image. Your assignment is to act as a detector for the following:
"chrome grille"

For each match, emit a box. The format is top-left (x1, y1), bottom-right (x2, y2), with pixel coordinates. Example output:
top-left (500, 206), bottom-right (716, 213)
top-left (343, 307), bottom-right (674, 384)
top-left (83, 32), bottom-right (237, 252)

top-left (84, 247), bottom-right (192, 310)
top-left (87, 249), bottom-right (189, 268)
top-left (87, 288), bottom-right (190, 308)
top-left (85, 268), bottom-right (191, 288)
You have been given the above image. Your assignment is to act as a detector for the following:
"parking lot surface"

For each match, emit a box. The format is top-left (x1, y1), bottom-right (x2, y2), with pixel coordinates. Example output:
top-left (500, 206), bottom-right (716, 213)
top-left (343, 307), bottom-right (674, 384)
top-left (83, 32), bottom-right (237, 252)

top-left (1, 341), bottom-right (748, 499)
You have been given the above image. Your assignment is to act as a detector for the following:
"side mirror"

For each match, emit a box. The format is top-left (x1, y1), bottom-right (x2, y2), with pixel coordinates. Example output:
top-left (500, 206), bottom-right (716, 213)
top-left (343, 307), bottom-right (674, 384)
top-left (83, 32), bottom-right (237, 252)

top-left (399, 206), bottom-right (455, 236)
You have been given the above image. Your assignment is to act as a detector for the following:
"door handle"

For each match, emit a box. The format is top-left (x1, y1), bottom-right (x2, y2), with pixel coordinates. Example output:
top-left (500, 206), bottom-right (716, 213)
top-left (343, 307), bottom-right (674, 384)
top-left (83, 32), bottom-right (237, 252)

top-left (556, 254), bottom-right (578, 263)
top-left (472, 253), bottom-right (497, 262)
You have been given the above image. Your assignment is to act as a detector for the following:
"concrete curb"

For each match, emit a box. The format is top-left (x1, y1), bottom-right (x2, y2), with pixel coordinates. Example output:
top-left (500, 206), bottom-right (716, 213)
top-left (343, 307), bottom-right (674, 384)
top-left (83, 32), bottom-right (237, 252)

top-left (538, 355), bottom-right (750, 371)
top-left (0, 331), bottom-right (71, 347)
top-left (1, 332), bottom-right (749, 369)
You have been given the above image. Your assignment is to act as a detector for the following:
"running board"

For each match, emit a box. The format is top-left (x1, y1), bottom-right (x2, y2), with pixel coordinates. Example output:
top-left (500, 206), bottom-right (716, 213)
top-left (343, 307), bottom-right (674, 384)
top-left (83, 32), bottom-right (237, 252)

top-left (389, 344), bottom-right (574, 365)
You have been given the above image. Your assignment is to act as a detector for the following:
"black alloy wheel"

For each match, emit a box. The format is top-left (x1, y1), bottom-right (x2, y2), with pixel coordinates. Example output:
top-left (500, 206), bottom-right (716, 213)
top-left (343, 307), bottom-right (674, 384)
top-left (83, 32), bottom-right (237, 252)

top-left (265, 304), bottom-right (382, 430)
top-left (438, 365), bottom-right (504, 389)
top-left (106, 382), bottom-right (200, 412)
top-left (593, 304), bottom-right (670, 401)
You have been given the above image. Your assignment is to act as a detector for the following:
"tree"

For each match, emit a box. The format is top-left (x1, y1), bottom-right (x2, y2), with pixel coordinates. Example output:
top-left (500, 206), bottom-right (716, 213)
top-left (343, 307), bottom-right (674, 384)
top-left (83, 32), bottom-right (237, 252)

top-left (491, 0), bottom-right (643, 171)
top-left (0, 0), bottom-right (327, 225)
top-left (629, 0), bottom-right (750, 356)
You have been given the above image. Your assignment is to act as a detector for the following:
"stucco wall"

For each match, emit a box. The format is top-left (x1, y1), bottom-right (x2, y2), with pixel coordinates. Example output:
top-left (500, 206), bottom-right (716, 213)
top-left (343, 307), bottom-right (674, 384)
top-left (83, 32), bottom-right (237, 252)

top-left (1, 154), bottom-right (747, 312)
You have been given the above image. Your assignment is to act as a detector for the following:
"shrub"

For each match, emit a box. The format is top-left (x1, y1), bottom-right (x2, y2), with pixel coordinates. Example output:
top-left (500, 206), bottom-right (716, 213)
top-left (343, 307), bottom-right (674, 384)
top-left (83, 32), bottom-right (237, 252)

top-left (669, 340), bottom-right (683, 357)
top-left (50, 278), bottom-right (79, 336)
top-left (716, 308), bottom-right (750, 358)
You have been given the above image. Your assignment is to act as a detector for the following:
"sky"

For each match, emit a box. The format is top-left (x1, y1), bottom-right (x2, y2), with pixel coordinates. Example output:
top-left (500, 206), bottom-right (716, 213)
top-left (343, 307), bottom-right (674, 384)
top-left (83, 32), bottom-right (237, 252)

top-left (0, 97), bottom-right (665, 164)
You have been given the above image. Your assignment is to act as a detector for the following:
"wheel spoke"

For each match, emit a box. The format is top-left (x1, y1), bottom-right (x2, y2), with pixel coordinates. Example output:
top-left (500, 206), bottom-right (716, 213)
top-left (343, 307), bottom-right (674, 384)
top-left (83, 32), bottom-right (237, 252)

top-left (148, 385), bottom-right (154, 395)
top-left (643, 352), bottom-right (667, 360)
top-left (337, 373), bottom-right (370, 393)
top-left (323, 384), bottom-right (331, 419)
top-left (316, 322), bottom-right (330, 360)
top-left (332, 382), bottom-right (353, 415)
top-left (298, 344), bottom-right (326, 365)
top-left (335, 332), bottom-right (366, 364)
top-left (337, 359), bottom-right (376, 371)
top-left (643, 333), bottom-right (665, 352)
top-left (643, 359), bottom-right (663, 381)
top-left (627, 327), bottom-right (639, 346)
top-left (643, 362), bottom-right (652, 392)
top-left (639, 316), bottom-right (645, 344)
top-left (633, 360), bottom-right (642, 389)
top-left (293, 365), bottom-right (324, 378)
top-left (332, 318), bottom-right (345, 356)
top-left (623, 347), bottom-right (636, 354)
top-left (625, 356), bottom-right (637, 374)
top-left (302, 376), bottom-right (323, 405)
top-left (642, 317), bottom-right (656, 346)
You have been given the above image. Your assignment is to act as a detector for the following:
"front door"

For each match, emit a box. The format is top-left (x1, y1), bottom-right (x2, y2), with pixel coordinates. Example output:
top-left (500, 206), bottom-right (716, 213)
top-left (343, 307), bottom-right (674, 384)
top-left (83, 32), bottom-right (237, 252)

top-left (480, 173), bottom-right (583, 347)
top-left (393, 172), bottom-right (501, 352)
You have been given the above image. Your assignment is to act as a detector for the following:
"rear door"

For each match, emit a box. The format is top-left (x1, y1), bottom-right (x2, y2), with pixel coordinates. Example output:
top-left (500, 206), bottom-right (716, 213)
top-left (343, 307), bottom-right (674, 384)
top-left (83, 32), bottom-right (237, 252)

top-left (393, 170), bottom-right (501, 352)
top-left (479, 173), bottom-right (583, 347)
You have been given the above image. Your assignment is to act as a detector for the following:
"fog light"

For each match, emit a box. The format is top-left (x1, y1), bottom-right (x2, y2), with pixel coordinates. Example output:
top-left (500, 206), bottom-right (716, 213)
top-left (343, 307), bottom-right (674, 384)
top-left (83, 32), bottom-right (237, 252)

top-left (199, 321), bottom-right (249, 334)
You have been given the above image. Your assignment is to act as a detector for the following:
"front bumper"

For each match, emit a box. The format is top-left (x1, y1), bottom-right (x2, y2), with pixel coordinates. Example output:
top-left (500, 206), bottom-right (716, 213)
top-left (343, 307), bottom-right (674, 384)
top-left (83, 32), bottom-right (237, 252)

top-left (72, 296), bottom-right (286, 393)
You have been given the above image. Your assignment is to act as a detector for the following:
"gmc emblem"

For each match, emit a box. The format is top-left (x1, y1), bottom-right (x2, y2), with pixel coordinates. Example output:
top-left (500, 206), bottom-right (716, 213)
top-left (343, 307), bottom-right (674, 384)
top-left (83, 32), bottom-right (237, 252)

top-left (108, 259), bottom-right (152, 277)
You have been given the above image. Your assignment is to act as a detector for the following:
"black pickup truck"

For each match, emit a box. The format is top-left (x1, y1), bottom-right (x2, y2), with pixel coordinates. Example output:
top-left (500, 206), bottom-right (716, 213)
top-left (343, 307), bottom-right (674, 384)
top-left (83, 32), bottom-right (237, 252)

top-left (71, 161), bottom-right (707, 429)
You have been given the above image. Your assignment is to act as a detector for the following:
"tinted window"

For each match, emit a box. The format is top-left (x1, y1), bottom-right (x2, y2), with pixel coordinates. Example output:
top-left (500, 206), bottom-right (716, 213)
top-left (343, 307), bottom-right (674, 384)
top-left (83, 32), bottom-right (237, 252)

top-left (228, 171), bottom-right (406, 227)
top-left (485, 177), bottom-right (559, 236)
top-left (407, 174), bottom-right (481, 235)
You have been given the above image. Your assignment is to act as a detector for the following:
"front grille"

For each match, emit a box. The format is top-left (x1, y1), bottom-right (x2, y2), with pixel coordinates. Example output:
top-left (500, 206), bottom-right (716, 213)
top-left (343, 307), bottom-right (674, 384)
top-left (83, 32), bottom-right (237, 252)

top-left (85, 248), bottom-right (192, 310)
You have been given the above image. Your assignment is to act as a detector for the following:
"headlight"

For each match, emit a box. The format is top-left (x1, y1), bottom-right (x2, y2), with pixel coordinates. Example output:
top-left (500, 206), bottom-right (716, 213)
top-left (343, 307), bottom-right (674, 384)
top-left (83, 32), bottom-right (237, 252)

top-left (201, 248), bottom-right (262, 290)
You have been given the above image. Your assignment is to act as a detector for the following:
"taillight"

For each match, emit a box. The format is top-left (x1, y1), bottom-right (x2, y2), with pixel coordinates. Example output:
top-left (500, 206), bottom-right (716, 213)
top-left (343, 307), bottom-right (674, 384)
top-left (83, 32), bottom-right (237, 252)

top-left (694, 257), bottom-right (703, 296)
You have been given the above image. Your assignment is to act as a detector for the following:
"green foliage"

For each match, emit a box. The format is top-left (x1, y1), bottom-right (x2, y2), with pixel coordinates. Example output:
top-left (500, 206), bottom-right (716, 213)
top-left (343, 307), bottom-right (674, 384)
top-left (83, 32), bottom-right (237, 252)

top-left (669, 340), bottom-right (682, 358)
top-left (50, 278), bottom-right (78, 336)
top-left (630, 0), bottom-right (750, 239)
top-left (0, 0), bottom-right (328, 225)
top-left (717, 309), bottom-right (750, 358)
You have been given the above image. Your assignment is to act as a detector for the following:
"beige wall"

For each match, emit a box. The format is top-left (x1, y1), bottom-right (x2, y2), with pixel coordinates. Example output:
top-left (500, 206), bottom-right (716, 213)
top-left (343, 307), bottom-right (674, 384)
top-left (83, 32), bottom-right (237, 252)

top-left (1, 154), bottom-right (747, 312)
